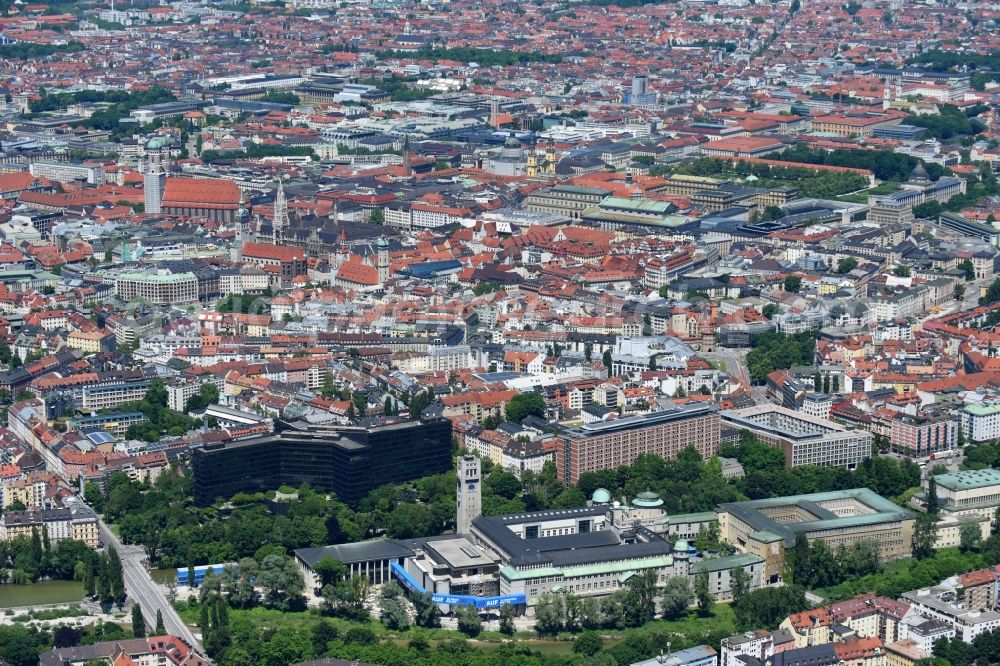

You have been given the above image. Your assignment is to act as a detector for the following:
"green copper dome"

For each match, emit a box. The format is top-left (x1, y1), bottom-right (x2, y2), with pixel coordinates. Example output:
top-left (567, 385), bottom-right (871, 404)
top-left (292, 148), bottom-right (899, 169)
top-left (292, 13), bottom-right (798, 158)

top-left (632, 490), bottom-right (663, 508)
top-left (673, 539), bottom-right (689, 553)
top-left (591, 488), bottom-right (611, 504)
top-left (146, 137), bottom-right (167, 150)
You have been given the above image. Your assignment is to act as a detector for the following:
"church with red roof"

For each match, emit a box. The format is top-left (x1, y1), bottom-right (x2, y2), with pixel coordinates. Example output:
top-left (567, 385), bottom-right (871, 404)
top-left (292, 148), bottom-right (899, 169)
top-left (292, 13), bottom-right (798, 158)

top-left (161, 177), bottom-right (241, 224)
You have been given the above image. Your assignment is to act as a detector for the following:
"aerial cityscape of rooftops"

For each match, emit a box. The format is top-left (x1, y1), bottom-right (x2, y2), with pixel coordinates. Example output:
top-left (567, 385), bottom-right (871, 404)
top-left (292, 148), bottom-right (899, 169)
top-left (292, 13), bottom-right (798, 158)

top-left (1, 0), bottom-right (1000, 665)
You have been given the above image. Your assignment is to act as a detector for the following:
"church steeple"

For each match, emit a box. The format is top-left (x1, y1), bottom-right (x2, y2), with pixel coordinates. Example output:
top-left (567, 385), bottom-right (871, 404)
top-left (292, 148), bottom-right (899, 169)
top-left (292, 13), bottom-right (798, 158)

top-left (527, 144), bottom-right (539, 177)
top-left (544, 139), bottom-right (557, 174)
top-left (271, 179), bottom-right (288, 244)
top-left (402, 135), bottom-right (412, 177)
top-left (330, 228), bottom-right (350, 284)
top-left (377, 235), bottom-right (389, 286)
top-left (234, 192), bottom-right (250, 261)
top-left (338, 228), bottom-right (349, 256)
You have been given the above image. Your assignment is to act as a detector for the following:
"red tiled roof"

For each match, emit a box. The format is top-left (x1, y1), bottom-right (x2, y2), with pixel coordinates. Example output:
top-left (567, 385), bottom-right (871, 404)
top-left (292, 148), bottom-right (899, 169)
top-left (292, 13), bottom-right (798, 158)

top-left (162, 177), bottom-right (241, 207)
top-left (242, 242), bottom-right (305, 262)
top-left (0, 172), bottom-right (51, 193)
top-left (336, 259), bottom-right (378, 286)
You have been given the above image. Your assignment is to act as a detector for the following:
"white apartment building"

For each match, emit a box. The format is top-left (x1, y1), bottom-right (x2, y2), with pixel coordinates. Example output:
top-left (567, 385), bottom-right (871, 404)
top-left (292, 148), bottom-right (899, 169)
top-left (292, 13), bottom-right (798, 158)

top-left (903, 585), bottom-right (1000, 643)
top-left (393, 345), bottom-right (474, 373)
top-left (962, 402), bottom-right (1000, 443)
top-left (81, 380), bottom-right (150, 410)
top-left (720, 631), bottom-right (774, 666)
top-left (29, 161), bottom-right (104, 186)
top-left (115, 271), bottom-right (199, 305)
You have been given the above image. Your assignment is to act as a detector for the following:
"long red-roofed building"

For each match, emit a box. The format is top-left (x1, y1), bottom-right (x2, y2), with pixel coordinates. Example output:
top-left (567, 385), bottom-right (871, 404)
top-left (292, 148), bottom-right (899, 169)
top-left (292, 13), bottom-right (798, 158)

top-left (161, 177), bottom-right (241, 223)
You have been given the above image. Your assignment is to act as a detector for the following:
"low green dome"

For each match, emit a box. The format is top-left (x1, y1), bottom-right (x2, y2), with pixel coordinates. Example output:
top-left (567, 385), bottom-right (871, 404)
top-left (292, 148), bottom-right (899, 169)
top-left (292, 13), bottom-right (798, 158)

top-left (146, 137), bottom-right (167, 150)
top-left (674, 539), bottom-right (689, 552)
top-left (632, 490), bottom-right (663, 508)
top-left (591, 488), bottom-right (612, 504)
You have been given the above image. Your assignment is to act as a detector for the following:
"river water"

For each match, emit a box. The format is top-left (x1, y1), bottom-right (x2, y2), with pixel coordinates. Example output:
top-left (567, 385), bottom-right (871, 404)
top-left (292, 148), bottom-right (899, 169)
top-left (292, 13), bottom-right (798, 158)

top-left (0, 580), bottom-right (85, 608)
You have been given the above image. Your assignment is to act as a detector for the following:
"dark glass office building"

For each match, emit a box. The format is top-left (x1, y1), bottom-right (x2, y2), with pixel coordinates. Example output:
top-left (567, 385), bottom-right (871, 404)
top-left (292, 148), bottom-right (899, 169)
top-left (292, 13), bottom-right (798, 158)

top-left (192, 417), bottom-right (453, 506)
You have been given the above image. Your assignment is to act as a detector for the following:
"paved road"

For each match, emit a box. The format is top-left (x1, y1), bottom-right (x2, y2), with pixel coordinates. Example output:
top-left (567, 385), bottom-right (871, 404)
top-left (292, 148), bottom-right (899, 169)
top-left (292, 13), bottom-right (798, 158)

top-left (98, 519), bottom-right (201, 649)
top-left (702, 348), bottom-right (751, 390)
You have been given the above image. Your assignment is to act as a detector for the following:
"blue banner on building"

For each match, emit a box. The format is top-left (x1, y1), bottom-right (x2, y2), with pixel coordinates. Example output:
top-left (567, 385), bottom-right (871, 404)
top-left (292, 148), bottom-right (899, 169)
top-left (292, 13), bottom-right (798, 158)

top-left (429, 592), bottom-right (526, 608)
top-left (390, 562), bottom-right (525, 608)
top-left (175, 564), bottom-right (228, 585)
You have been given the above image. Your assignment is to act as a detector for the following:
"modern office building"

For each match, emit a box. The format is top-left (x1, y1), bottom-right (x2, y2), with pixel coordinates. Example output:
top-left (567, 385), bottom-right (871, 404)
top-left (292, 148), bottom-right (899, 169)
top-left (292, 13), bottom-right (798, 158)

top-left (191, 417), bottom-right (453, 505)
top-left (937, 213), bottom-right (1000, 248)
top-left (801, 393), bottom-right (832, 420)
top-left (556, 403), bottom-right (720, 483)
top-left (114, 270), bottom-right (200, 305)
top-left (29, 161), bottom-right (104, 185)
top-left (720, 404), bottom-right (871, 469)
top-left (718, 489), bottom-right (916, 585)
top-left (80, 379), bottom-right (152, 410)
top-left (962, 402), bottom-right (1000, 443)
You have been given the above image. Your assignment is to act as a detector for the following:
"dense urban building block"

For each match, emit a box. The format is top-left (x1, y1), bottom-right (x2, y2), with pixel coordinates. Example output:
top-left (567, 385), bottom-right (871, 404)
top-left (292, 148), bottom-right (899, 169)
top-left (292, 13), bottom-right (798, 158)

top-left (556, 403), bottom-right (720, 484)
top-left (191, 417), bottom-right (453, 505)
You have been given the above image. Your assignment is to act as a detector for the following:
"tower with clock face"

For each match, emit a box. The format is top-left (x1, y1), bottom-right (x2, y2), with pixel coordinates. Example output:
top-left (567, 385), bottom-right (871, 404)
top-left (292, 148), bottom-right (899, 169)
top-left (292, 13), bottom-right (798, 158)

top-left (457, 455), bottom-right (482, 535)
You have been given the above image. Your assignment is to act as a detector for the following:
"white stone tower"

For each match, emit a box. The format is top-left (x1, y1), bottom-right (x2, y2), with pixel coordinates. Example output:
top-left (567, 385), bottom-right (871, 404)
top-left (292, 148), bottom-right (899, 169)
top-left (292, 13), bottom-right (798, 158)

top-left (143, 137), bottom-right (167, 214)
top-left (456, 455), bottom-right (481, 535)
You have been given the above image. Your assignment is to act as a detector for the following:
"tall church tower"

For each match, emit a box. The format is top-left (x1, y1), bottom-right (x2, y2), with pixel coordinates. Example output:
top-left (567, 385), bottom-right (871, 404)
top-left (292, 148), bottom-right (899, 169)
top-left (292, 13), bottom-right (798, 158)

top-left (144, 137), bottom-right (167, 214)
top-left (232, 193), bottom-right (251, 261)
top-left (271, 179), bottom-right (288, 244)
top-left (456, 455), bottom-right (481, 535)
top-left (402, 134), bottom-right (412, 177)
top-left (329, 228), bottom-right (349, 283)
top-left (377, 236), bottom-right (390, 285)
top-left (526, 145), bottom-right (538, 177)
top-left (544, 139), bottom-right (557, 175)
